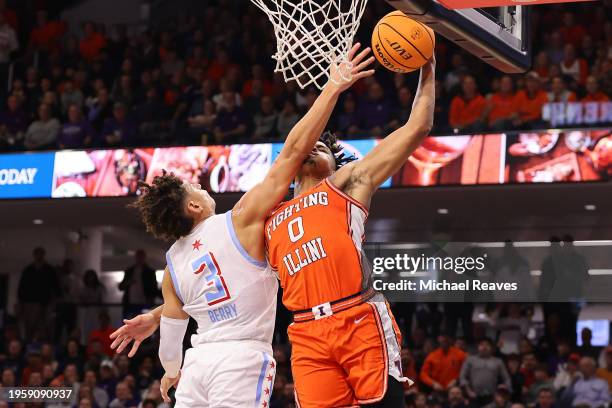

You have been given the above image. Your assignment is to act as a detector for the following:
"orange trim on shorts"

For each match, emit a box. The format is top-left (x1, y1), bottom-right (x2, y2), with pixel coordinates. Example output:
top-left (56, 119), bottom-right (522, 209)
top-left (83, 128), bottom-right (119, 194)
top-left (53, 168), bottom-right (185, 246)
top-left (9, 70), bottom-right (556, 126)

top-left (355, 303), bottom-right (389, 404)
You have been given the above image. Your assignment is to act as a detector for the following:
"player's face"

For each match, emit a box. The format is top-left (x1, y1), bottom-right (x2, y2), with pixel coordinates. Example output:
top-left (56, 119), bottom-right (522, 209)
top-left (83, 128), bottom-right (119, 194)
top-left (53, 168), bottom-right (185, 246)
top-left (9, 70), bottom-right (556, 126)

top-left (300, 141), bottom-right (336, 177)
top-left (183, 181), bottom-right (216, 218)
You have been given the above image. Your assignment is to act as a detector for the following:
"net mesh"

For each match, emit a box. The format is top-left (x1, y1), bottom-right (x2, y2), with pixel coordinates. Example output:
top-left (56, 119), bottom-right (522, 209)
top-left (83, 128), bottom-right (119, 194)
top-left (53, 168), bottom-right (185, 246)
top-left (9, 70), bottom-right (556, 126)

top-left (251, 0), bottom-right (369, 90)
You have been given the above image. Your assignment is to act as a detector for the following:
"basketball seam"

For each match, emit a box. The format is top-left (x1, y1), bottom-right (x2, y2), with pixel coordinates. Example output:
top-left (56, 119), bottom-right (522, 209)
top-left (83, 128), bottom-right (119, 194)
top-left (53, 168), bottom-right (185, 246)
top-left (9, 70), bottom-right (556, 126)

top-left (380, 22), bottom-right (429, 62)
top-left (394, 15), bottom-right (435, 48)
top-left (375, 26), bottom-right (415, 71)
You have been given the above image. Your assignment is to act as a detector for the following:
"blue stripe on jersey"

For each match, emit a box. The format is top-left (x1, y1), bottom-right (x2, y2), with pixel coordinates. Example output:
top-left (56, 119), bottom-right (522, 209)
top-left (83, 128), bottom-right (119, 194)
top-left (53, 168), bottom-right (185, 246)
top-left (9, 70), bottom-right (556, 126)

top-left (165, 251), bottom-right (184, 303)
top-left (255, 352), bottom-right (270, 406)
top-left (225, 210), bottom-right (267, 268)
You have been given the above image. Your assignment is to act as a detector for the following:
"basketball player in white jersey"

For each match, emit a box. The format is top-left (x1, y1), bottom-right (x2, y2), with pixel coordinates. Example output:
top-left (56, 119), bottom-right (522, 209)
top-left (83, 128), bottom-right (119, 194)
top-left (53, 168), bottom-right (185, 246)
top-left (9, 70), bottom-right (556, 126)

top-left (110, 44), bottom-right (375, 407)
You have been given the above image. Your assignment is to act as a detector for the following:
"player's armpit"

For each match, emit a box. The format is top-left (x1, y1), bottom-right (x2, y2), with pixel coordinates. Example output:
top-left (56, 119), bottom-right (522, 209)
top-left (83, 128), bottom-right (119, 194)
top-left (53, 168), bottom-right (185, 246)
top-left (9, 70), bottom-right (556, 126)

top-left (331, 59), bottom-right (436, 207)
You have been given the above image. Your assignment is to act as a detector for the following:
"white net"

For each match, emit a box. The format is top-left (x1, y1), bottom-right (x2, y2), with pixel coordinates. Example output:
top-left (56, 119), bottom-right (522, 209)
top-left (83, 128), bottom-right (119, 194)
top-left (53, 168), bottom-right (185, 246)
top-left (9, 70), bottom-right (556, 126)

top-left (251, 0), bottom-right (369, 90)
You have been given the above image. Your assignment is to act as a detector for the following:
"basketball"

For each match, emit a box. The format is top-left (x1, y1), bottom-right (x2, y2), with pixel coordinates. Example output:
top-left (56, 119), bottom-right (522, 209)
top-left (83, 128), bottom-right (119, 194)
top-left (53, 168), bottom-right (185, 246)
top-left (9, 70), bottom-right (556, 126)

top-left (372, 11), bottom-right (435, 73)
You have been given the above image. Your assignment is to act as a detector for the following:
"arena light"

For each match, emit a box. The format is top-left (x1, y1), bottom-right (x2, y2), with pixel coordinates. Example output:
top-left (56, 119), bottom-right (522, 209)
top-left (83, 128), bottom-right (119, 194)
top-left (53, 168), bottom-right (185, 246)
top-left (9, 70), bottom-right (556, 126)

top-left (584, 204), bottom-right (597, 211)
top-left (588, 269), bottom-right (612, 276)
top-left (32, 219), bottom-right (43, 225)
top-left (437, 208), bottom-right (449, 215)
top-left (435, 0), bottom-right (594, 8)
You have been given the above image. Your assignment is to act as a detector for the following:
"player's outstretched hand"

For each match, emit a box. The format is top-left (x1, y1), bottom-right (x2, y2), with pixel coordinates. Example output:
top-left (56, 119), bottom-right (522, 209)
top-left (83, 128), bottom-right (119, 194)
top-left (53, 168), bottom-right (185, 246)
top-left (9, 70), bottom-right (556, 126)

top-left (160, 372), bottom-right (181, 403)
top-left (328, 42), bottom-right (375, 93)
top-left (109, 312), bottom-right (159, 357)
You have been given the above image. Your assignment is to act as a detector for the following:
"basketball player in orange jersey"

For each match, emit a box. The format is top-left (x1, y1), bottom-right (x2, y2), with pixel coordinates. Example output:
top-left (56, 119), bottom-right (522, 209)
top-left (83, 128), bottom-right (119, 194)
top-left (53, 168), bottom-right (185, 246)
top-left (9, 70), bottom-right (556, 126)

top-left (264, 56), bottom-right (436, 407)
top-left (110, 51), bottom-right (434, 408)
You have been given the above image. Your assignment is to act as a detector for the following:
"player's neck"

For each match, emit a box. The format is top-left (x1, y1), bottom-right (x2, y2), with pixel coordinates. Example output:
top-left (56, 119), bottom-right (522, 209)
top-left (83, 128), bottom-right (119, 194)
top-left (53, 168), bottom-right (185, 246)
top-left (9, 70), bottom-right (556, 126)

top-left (191, 211), bottom-right (215, 231)
top-left (293, 175), bottom-right (325, 197)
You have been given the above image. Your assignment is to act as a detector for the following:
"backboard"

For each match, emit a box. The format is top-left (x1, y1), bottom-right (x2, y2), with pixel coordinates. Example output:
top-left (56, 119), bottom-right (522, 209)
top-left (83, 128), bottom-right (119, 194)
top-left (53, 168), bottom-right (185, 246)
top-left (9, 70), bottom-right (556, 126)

top-left (387, 0), bottom-right (531, 73)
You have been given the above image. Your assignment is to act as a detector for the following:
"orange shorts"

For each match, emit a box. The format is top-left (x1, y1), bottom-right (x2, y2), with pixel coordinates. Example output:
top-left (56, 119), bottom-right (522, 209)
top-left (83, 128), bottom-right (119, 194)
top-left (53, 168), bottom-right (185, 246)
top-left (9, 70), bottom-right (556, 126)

top-left (288, 295), bottom-right (404, 408)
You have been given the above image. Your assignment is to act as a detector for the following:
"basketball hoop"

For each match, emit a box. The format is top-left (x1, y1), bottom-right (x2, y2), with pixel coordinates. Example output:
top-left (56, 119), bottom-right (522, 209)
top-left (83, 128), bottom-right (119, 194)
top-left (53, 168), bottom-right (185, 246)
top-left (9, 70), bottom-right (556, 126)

top-left (250, 0), bottom-right (369, 90)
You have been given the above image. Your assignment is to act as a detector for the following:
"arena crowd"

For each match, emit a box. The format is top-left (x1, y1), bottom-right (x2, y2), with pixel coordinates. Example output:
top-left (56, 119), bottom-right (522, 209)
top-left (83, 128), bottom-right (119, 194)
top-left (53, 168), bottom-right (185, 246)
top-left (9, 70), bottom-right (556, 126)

top-left (0, 0), bottom-right (610, 151)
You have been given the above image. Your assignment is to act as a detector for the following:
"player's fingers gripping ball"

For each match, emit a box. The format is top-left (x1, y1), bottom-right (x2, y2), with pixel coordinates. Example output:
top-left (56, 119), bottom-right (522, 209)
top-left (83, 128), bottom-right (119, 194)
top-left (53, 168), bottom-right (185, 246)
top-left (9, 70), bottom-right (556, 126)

top-left (372, 11), bottom-right (435, 73)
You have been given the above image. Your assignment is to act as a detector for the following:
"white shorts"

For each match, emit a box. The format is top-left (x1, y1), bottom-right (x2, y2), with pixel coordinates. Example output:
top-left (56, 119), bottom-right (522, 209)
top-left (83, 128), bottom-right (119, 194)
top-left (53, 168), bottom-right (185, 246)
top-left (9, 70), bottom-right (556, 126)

top-left (174, 340), bottom-right (276, 408)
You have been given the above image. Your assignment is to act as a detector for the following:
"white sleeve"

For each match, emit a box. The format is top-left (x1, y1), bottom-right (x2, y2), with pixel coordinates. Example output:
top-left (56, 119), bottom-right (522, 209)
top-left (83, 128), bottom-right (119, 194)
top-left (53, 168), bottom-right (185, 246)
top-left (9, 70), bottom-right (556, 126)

top-left (159, 315), bottom-right (189, 378)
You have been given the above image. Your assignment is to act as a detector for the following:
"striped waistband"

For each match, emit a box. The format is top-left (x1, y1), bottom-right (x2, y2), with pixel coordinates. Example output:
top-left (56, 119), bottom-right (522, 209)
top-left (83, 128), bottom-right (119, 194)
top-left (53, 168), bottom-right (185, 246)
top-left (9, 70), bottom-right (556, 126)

top-left (291, 288), bottom-right (376, 323)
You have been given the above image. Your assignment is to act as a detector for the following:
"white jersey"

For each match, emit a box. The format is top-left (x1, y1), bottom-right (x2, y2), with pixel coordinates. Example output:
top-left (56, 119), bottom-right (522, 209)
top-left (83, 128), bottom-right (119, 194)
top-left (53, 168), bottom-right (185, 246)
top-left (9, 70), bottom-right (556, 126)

top-left (166, 210), bottom-right (278, 347)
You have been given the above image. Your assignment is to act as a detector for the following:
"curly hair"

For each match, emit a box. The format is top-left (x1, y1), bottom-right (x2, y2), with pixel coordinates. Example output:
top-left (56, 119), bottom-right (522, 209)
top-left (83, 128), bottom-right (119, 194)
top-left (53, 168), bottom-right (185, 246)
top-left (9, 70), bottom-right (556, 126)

top-left (319, 130), bottom-right (357, 169)
top-left (129, 170), bottom-right (194, 241)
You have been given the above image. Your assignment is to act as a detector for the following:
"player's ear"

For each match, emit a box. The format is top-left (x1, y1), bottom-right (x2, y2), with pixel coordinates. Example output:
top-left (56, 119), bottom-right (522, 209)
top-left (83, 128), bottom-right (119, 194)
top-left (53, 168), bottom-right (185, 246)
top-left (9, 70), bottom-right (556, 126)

top-left (186, 199), bottom-right (202, 216)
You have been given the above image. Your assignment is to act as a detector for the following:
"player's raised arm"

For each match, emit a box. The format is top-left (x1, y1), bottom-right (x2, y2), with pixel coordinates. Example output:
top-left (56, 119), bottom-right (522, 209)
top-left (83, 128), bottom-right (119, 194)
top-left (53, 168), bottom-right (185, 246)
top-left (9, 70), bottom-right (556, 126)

top-left (158, 269), bottom-right (189, 401)
top-left (233, 43), bottom-right (375, 224)
top-left (331, 57), bottom-right (436, 207)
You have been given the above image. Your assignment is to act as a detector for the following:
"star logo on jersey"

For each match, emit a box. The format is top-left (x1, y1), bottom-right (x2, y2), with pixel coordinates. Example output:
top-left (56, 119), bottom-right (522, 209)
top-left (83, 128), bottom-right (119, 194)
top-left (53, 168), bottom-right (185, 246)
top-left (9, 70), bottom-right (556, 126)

top-left (192, 239), bottom-right (202, 251)
top-left (264, 388), bottom-right (270, 395)
top-left (266, 374), bottom-right (273, 382)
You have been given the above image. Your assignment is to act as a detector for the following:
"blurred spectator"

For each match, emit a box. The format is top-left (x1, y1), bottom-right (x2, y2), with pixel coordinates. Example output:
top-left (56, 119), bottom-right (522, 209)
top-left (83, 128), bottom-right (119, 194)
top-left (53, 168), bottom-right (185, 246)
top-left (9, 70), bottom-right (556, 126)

top-left (533, 52), bottom-right (551, 80)
top-left (553, 352), bottom-right (581, 393)
top-left (79, 21), bottom-right (107, 61)
top-left (597, 347), bottom-right (612, 392)
top-left (562, 357), bottom-right (610, 408)
top-left (486, 76), bottom-right (516, 131)
top-left (358, 81), bottom-right (391, 137)
top-left (109, 381), bottom-right (139, 408)
top-left (506, 354), bottom-right (525, 403)
top-left (460, 338), bottom-right (511, 406)
top-left (545, 32), bottom-right (564, 65)
top-left (521, 352), bottom-right (539, 389)
top-left (112, 75), bottom-right (136, 110)
top-left (60, 80), bottom-right (85, 114)
top-left (23, 103), bottom-right (60, 150)
top-left (0, 0), bottom-right (17, 30)
top-left (242, 64), bottom-right (273, 99)
top-left (135, 88), bottom-right (168, 142)
top-left (17, 247), bottom-right (60, 339)
top-left (118, 249), bottom-right (159, 319)
top-left (580, 35), bottom-right (597, 66)
top-left (548, 76), bottom-right (577, 103)
top-left (276, 99), bottom-right (300, 140)
top-left (0, 94), bottom-right (27, 149)
top-left (449, 75), bottom-right (486, 132)
top-left (87, 88), bottom-right (114, 132)
top-left (213, 91), bottom-right (249, 144)
top-left (582, 76), bottom-right (610, 102)
top-left (58, 104), bottom-right (95, 148)
top-left (482, 385), bottom-right (511, 408)
top-left (534, 387), bottom-right (556, 408)
top-left (525, 365), bottom-right (553, 405)
top-left (420, 333), bottom-right (467, 393)
top-left (578, 328), bottom-right (601, 360)
top-left (495, 304), bottom-right (530, 355)
top-left (55, 259), bottom-right (79, 342)
top-left (433, 79), bottom-right (450, 134)
top-left (1, 367), bottom-right (16, 386)
top-left (335, 94), bottom-right (361, 137)
top-left (186, 98), bottom-right (216, 144)
top-left (1, 340), bottom-right (23, 375)
top-left (29, 10), bottom-right (66, 55)
top-left (560, 45), bottom-right (588, 85)
top-left (100, 103), bottom-right (137, 147)
top-left (0, 12), bottom-right (17, 91)
top-left (87, 312), bottom-right (115, 358)
top-left (512, 72), bottom-right (548, 129)
top-left (444, 53), bottom-right (468, 93)
top-left (445, 386), bottom-right (469, 408)
top-left (252, 95), bottom-right (278, 142)
top-left (559, 12), bottom-right (586, 48)
top-left (388, 86), bottom-right (414, 131)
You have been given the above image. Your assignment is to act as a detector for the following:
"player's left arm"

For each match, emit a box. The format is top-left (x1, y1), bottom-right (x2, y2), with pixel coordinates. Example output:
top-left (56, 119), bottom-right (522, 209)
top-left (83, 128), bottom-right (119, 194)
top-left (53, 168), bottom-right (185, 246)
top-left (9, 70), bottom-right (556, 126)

top-left (330, 57), bottom-right (436, 208)
top-left (233, 44), bottom-right (375, 225)
top-left (158, 269), bottom-right (188, 401)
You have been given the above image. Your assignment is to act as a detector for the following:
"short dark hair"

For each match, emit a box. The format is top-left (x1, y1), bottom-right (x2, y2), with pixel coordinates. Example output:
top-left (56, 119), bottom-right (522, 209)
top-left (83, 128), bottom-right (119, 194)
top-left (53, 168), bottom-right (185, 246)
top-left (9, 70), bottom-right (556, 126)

top-left (319, 131), bottom-right (356, 170)
top-left (129, 170), bottom-right (193, 241)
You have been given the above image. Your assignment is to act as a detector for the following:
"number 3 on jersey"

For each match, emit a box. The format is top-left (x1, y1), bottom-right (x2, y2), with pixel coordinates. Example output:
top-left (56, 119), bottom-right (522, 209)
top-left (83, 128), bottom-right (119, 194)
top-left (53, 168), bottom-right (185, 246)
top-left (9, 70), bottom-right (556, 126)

top-left (192, 252), bottom-right (231, 306)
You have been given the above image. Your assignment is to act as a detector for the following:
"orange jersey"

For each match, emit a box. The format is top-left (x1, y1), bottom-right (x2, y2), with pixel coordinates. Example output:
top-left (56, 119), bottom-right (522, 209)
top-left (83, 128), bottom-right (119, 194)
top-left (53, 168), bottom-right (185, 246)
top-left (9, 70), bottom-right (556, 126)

top-left (265, 178), bottom-right (368, 311)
